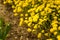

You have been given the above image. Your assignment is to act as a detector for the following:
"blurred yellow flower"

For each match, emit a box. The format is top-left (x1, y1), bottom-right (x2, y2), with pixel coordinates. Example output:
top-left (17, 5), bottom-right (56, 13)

top-left (27, 28), bottom-right (32, 32)
top-left (14, 13), bottom-right (18, 16)
top-left (25, 13), bottom-right (28, 16)
top-left (46, 38), bottom-right (52, 40)
top-left (24, 20), bottom-right (28, 23)
top-left (50, 28), bottom-right (54, 33)
top-left (28, 22), bottom-right (32, 26)
top-left (32, 13), bottom-right (39, 22)
top-left (41, 30), bottom-right (44, 33)
top-left (37, 33), bottom-right (41, 38)
top-left (44, 33), bottom-right (49, 36)
top-left (20, 14), bottom-right (23, 16)
top-left (58, 26), bottom-right (60, 30)
top-left (19, 18), bottom-right (24, 26)
top-left (53, 31), bottom-right (57, 35)
top-left (57, 35), bottom-right (60, 40)
top-left (33, 24), bottom-right (38, 29)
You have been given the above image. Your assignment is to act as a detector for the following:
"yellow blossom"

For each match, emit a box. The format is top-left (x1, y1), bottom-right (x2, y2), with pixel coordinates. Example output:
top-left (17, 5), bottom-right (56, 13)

top-left (33, 24), bottom-right (38, 29)
top-left (53, 16), bottom-right (58, 20)
top-left (25, 13), bottom-right (28, 16)
top-left (28, 22), bottom-right (32, 27)
top-left (20, 14), bottom-right (23, 16)
top-left (19, 18), bottom-right (24, 26)
top-left (41, 30), bottom-right (44, 33)
top-left (30, 12), bottom-right (35, 16)
top-left (12, 5), bottom-right (15, 8)
top-left (58, 26), bottom-right (60, 30)
top-left (27, 28), bottom-right (32, 32)
top-left (44, 33), bottom-right (49, 36)
top-left (24, 20), bottom-right (28, 23)
top-left (50, 28), bottom-right (54, 33)
top-left (22, 2), bottom-right (28, 7)
top-left (53, 31), bottom-right (57, 35)
top-left (37, 33), bottom-right (41, 38)
top-left (28, 17), bottom-right (32, 22)
top-left (25, 17), bottom-right (28, 20)
top-left (3, 1), bottom-right (6, 4)
top-left (13, 9), bottom-right (16, 13)
top-left (17, 7), bottom-right (22, 12)
top-left (32, 13), bottom-right (39, 22)
top-left (58, 10), bottom-right (60, 13)
top-left (14, 13), bottom-right (18, 16)
top-left (57, 35), bottom-right (60, 40)
top-left (46, 38), bottom-right (52, 40)
top-left (53, 26), bottom-right (57, 30)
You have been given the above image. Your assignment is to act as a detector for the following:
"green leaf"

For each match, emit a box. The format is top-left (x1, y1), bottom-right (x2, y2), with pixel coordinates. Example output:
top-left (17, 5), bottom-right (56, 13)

top-left (2, 23), bottom-right (11, 40)
top-left (0, 18), bottom-right (4, 27)
top-left (0, 39), bottom-right (3, 40)
top-left (0, 18), bottom-right (4, 39)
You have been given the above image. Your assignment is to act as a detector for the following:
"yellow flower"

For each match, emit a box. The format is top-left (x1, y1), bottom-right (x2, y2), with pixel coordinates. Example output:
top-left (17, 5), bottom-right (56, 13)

top-left (37, 3), bottom-right (45, 11)
top-left (28, 22), bottom-right (32, 27)
top-left (30, 12), bottom-right (35, 16)
top-left (41, 30), bottom-right (44, 33)
top-left (57, 35), bottom-right (60, 40)
top-left (27, 28), bottom-right (32, 32)
top-left (32, 13), bottom-right (39, 22)
top-left (18, 1), bottom-right (23, 6)
top-left (44, 33), bottom-right (48, 36)
top-left (25, 13), bottom-right (28, 16)
top-left (38, 0), bottom-right (41, 2)
top-left (12, 5), bottom-right (15, 8)
top-left (24, 20), bottom-right (28, 23)
top-left (28, 0), bottom-right (32, 2)
top-left (17, 7), bottom-right (22, 12)
top-left (46, 3), bottom-right (51, 7)
top-left (53, 31), bottom-right (57, 35)
top-left (54, 0), bottom-right (60, 4)
top-left (53, 26), bottom-right (57, 30)
top-left (20, 14), bottom-right (23, 16)
top-left (46, 38), bottom-right (52, 40)
top-left (52, 24), bottom-right (58, 27)
top-left (22, 2), bottom-right (28, 7)
top-left (14, 13), bottom-right (18, 16)
top-left (32, 29), bottom-right (36, 34)
top-left (58, 18), bottom-right (60, 21)
top-left (13, 9), bottom-right (16, 12)
top-left (25, 17), bottom-right (28, 20)
top-left (19, 18), bottom-right (23, 26)
top-left (51, 20), bottom-right (58, 25)
top-left (3, 1), bottom-right (6, 4)
top-left (47, 8), bottom-right (52, 13)
top-left (58, 26), bottom-right (60, 30)
top-left (7, 0), bottom-right (12, 3)
top-left (28, 8), bottom-right (36, 12)
top-left (28, 17), bottom-right (32, 22)
top-left (53, 16), bottom-right (57, 20)
top-left (41, 11), bottom-right (46, 16)
top-left (35, 8), bottom-right (39, 12)
top-left (33, 24), bottom-right (38, 29)
top-left (44, 7), bottom-right (49, 12)
top-left (50, 28), bottom-right (54, 33)
top-left (58, 10), bottom-right (60, 13)
top-left (14, 0), bottom-right (20, 5)
top-left (38, 19), bottom-right (44, 25)
top-left (32, 0), bottom-right (35, 5)
top-left (37, 33), bottom-right (41, 38)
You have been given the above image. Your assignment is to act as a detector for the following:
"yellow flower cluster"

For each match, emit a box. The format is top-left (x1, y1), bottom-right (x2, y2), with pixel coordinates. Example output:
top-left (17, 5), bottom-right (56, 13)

top-left (3, 0), bottom-right (60, 40)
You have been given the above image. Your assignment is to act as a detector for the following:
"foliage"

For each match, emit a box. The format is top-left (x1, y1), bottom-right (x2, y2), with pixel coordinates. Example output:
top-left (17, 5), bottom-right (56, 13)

top-left (0, 18), bottom-right (11, 40)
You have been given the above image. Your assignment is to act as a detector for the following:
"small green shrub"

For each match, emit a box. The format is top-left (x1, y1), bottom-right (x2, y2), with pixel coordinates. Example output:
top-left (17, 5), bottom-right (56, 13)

top-left (0, 18), bottom-right (11, 40)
